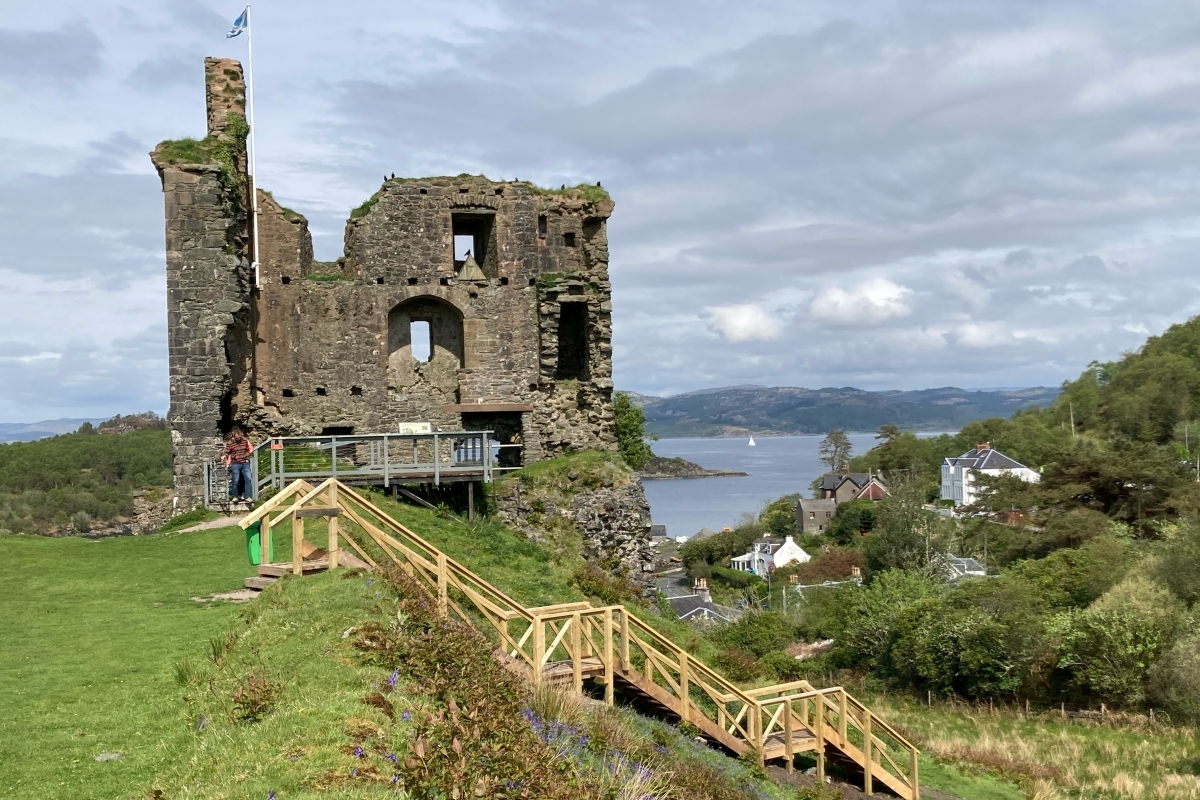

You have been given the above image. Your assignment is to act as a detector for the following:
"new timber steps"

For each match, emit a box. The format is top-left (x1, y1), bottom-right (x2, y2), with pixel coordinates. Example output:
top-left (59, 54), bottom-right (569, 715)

top-left (235, 478), bottom-right (922, 800)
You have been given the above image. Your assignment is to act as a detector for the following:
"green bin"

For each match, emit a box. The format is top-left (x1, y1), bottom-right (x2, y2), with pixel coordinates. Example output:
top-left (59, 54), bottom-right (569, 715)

top-left (245, 521), bottom-right (273, 566)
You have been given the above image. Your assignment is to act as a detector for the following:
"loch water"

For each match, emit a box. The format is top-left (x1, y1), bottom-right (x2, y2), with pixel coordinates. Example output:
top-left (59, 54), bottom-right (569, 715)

top-left (641, 433), bottom-right (943, 539)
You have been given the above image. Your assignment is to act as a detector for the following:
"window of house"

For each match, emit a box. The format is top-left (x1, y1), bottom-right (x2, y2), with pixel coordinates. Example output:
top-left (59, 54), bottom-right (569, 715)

top-left (563, 231), bottom-right (576, 247)
top-left (826, 511), bottom-right (832, 518)
top-left (808, 511), bottom-right (815, 518)
top-left (818, 525), bottom-right (824, 531)
top-left (410, 320), bottom-right (431, 362)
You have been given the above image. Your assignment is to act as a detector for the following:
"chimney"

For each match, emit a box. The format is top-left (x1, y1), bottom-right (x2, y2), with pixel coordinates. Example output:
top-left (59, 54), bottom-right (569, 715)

top-left (977, 442), bottom-right (991, 451)
top-left (841, 463), bottom-right (850, 475)
top-left (694, 577), bottom-right (711, 603)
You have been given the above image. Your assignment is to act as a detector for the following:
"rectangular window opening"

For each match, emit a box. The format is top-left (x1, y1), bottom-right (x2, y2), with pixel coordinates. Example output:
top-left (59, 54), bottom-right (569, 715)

top-left (451, 212), bottom-right (496, 276)
top-left (555, 303), bottom-right (589, 379)
top-left (316, 387), bottom-right (327, 396)
top-left (350, 386), bottom-right (363, 396)
top-left (411, 319), bottom-right (432, 362)
top-left (537, 215), bottom-right (547, 239)
top-left (282, 388), bottom-right (294, 398)
top-left (563, 231), bottom-right (576, 247)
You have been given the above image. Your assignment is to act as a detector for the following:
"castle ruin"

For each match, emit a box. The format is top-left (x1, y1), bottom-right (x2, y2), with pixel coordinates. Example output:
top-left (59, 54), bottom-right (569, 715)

top-left (151, 58), bottom-right (618, 508)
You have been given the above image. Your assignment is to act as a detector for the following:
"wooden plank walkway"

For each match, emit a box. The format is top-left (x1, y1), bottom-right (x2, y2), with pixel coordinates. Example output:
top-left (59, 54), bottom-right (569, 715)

top-left (237, 478), bottom-right (920, 800)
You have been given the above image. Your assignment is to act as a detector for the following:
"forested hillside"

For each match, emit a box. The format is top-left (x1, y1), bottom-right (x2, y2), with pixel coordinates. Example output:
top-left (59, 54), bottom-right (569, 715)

top-left (0, 414), bottom-right (171, 534)
top-left (680, 315), bottom-right (1200, 735)
top-left (635, 385), bottom-right (1059, 437)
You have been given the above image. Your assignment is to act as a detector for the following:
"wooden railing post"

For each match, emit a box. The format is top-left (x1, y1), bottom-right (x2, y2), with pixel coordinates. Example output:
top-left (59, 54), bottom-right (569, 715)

top-left (292, 514), bottom-right (304, 576)
top-left (260, 515), bottom-right (272, 566)
top-left (327, 483), bottom-right (340, 569)
top-left (603, 608), bottom-right (614, 705)
top-left (815, 694), bottom-right (826, 784)
top-left (620, 610), bottom-right (630, 670)
top-left (863, 712), bottom-right (873, 795)
top-left (679, 650), bottom-right (689, 724)
top-left (532, 615), bottom-right (545, 686)
top-left (784, 699), bottom-right (794, 774)
top-left (436, 552), bottom-right (448, 616)
top-left (910, 745), bottom-right (919, 800)
top-left (571, 612), bottom-right (582, 694)
top-left (840, 690), bottom-right (848, 743)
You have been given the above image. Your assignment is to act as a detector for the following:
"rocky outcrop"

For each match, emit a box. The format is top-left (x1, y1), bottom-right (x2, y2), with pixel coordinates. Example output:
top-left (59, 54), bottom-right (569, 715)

top-left (494, 454), bottom-right (655, 595)
top-left (638, 455), bottom-right (747, 480)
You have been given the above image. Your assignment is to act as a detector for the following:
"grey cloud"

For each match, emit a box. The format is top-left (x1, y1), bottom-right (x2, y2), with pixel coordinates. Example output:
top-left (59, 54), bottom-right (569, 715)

top-left (126, 53), bottom-right (198, 92)
top-left (0, 20), bottom-right (102, 82)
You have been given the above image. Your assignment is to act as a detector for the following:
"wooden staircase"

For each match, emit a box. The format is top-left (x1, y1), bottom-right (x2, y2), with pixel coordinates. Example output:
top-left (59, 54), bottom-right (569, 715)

top-left (238, 479), bottom-right (921, 799)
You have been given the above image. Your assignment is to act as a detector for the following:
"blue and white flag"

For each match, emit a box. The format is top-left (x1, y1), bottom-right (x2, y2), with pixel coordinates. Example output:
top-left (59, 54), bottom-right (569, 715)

top-left (227, 7), bottom-right (248, 38)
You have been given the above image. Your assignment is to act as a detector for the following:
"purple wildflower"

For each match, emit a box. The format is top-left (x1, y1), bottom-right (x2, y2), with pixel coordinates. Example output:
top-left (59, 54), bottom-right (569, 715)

top-left (350, 767), bottom-right (358, 777)
top-left (391, 774), bottom-right (399, 784)
top-left (387, 669), bottom-right (399, 687)
top-left (386, 752), bottom-right (398, 764)
top-left (401, 710), bottom-right (411, 721)
top-left (268, 793), bottom-right (276, 800)
top-left (353, 746), bottom-right (364, 758)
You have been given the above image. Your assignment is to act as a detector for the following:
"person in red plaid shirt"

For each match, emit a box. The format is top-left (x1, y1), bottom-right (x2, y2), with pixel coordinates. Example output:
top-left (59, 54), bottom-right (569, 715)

top-left (224, 427), bottom-right (253, 502)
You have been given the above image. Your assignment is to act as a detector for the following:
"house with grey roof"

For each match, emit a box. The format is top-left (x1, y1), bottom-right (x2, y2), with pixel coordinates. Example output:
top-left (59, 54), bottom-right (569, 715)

top-left (940, 442), bottom-right (1039, 507)
top-left (666, 579), bottom-right (738, 623)
top-left (944, 556), bottom-right (987, 581)
top-left (796, 498), bottom-right (837, 534)
top-left (817, 470), bottom-right (888, 505)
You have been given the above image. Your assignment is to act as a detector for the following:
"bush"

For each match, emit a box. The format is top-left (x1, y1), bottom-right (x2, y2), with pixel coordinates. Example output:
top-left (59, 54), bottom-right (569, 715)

top-left (832, 570), bottom-right (942, 669)
top-left (826, 499), bottom-right (876, 545)
top-left (711, 611), bottom-right (796, 658)
top-left (1149, 632), bottom-right (1200, 722)
top-left (1056, 577), bottom-right (1185, 707)
top-left (1157, 520), bottom-right (1200, 605)
top-left (613, 392), bottom-right (654, 470)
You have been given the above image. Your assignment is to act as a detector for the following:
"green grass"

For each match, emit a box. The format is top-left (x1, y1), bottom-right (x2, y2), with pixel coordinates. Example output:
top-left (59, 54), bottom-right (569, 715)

top-left (918, 758), bottom-right (1025, 800)
top-left (0, 527), bottom-right (250, 800)
top-left (529, 182), bottom-right (611, 203)
top-left (158, 507), bottom-right (220, 533)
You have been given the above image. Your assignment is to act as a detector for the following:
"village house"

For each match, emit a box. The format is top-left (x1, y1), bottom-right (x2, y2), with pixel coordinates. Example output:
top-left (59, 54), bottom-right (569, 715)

top-left (730, 535), bottom-right (810, 576)
top-left (817, 469), bottom-right (889, 505)
top-left (796, 498), bottom-right (837, 534)
top-left (941, 442), bottom-right (1039, 507)
top-left (666, 578), bottom-right (738, 623)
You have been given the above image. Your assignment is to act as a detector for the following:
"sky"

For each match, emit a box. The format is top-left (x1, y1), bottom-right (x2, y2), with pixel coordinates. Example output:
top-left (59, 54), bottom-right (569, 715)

top-left (3, 1), bottom-right (1200, 420)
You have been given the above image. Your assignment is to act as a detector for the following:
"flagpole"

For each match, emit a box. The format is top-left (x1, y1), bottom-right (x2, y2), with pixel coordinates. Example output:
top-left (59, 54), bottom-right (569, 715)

top-left (244, 5), bottom-right (260, 289)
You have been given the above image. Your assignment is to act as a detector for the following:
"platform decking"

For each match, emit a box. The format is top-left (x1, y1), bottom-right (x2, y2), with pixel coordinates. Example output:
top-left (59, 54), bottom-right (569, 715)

top-left (237, 478), bottom-right (921, 799)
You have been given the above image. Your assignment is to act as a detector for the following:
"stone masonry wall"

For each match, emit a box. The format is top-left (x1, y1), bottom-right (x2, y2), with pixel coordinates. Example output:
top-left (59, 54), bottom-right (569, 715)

top-left (150, 57), bottom-right (253, 507)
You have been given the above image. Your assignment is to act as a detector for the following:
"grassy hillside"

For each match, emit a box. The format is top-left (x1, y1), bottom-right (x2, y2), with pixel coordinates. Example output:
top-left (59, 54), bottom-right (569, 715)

top-left (0, 527), bottom-right (247, 799)
top-left (0, 418), bottom-right (171, 534)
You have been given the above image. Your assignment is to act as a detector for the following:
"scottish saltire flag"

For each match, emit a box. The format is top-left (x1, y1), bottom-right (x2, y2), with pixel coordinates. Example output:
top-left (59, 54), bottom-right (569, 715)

top-left (227, 7), bottom-right (248, 38)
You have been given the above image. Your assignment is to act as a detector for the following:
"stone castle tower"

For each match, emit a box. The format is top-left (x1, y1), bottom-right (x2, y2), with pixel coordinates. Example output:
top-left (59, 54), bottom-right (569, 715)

top-left (151, 58), bottom-right (618, 507)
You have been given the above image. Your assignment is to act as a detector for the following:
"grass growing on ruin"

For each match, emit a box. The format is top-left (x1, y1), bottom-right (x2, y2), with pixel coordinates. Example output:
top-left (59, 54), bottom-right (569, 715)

top-left (0, 527), bottom-right (249, 800)
top-left (870, 693), bottom-right (1200, 799)
top-left (529, 182), bottom-right (611, 202)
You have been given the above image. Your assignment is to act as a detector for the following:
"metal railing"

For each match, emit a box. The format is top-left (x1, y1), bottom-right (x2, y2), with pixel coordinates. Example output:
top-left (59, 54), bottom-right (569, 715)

top-left (204, 430), bottom-right (495, 505)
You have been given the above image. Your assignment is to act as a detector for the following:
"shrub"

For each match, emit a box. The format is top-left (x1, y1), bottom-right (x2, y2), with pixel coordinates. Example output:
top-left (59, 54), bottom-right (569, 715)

top-left (833, 570), bottom-right (942, 669)
top-left (712, 611), bottom-right (796, 658)
top-left (230, 672), bottom-right (282, 722)
top-left (1149, 632), bottom-right (1200, 722)
top-left (613, 392), bottom-right (653, 470)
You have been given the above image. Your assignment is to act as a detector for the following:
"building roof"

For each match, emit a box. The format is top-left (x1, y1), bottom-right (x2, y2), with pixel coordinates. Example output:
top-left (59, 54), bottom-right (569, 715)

top-left (690, 527), bottom-right (717, 541)
top-left (819, 472), bottom-right (887, 492)
top-left (944, 446), bottom-right (1029, 472)
top-left (798, 498), bottom-right (837, 511)
top-left (667, 594), bottom-right (736, 623)
top-left (946, 556), bottom-right (986, 579)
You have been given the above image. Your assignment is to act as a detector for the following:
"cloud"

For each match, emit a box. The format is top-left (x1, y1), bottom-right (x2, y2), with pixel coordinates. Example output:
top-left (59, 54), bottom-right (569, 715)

top-left (703, 304), bottom-right (786, 342)
top-left (808, 279), bottom-right (915, 328)
top-left (0, 20), bottom-right (102, 82)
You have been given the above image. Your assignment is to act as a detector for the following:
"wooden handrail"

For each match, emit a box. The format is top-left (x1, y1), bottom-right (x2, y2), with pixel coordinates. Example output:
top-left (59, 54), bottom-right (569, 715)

top-left (249, 479), bottom-right (919, 800)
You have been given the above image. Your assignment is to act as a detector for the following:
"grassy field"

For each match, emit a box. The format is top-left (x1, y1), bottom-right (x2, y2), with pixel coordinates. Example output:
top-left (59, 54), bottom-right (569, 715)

top-left (0, 527), bottom-right (248, 799)
top-left (872, 694), bottom-right (1200, 799)
top-left (8, 482), bottom-right (1191, 799)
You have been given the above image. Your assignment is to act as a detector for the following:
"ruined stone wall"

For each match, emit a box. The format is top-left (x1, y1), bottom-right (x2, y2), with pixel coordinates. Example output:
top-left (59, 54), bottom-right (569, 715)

top-left (246, 176), bottom-right (618, 459)
top-left (158, 58), bottom-right (622, 506)
top-left (150, 57), bottom-right (253, 507)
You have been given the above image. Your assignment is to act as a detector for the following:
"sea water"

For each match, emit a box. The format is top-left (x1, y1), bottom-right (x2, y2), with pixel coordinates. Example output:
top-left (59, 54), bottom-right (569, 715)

top-left (641, 433), bottom-right (945, 540)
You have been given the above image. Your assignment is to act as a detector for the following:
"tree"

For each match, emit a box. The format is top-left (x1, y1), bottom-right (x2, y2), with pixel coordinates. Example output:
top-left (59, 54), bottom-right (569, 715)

top-left (864, 478), bottom-right (952, 575)
top-left (612, 392), bottom-right (654, 469)
top-left (818, 429), bottom-right (853, 472)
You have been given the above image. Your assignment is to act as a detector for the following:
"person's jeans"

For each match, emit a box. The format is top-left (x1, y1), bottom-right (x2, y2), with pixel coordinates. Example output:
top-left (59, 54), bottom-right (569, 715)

top-left (229, 461), bottom-right (252, 501)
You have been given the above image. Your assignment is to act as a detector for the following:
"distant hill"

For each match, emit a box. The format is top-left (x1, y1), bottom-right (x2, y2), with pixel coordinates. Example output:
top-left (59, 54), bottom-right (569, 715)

top-left (631, 386), bottom-right (1060, 437)
top-left (0, 418), bottom-right (104, 443)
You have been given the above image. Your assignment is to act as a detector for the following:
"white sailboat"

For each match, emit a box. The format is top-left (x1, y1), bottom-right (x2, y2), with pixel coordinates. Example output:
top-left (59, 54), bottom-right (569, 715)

top-left (748, 435), bottom-right (756, 447)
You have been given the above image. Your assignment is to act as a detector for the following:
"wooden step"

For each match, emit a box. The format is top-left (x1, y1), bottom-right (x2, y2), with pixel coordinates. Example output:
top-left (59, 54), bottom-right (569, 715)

top-left (244, 576), bottom-right (276, 591)
top-left (257, 559), bottom-right (329, 577)
top-left (541, 657), bottom-right (606, 684)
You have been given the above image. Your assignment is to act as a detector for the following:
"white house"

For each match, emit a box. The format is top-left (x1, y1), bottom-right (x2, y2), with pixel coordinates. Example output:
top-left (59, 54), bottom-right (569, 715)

top-left (731, 536), bottom-right (810, 576)
top-left (941, 442), bottom-right (1039, 507)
